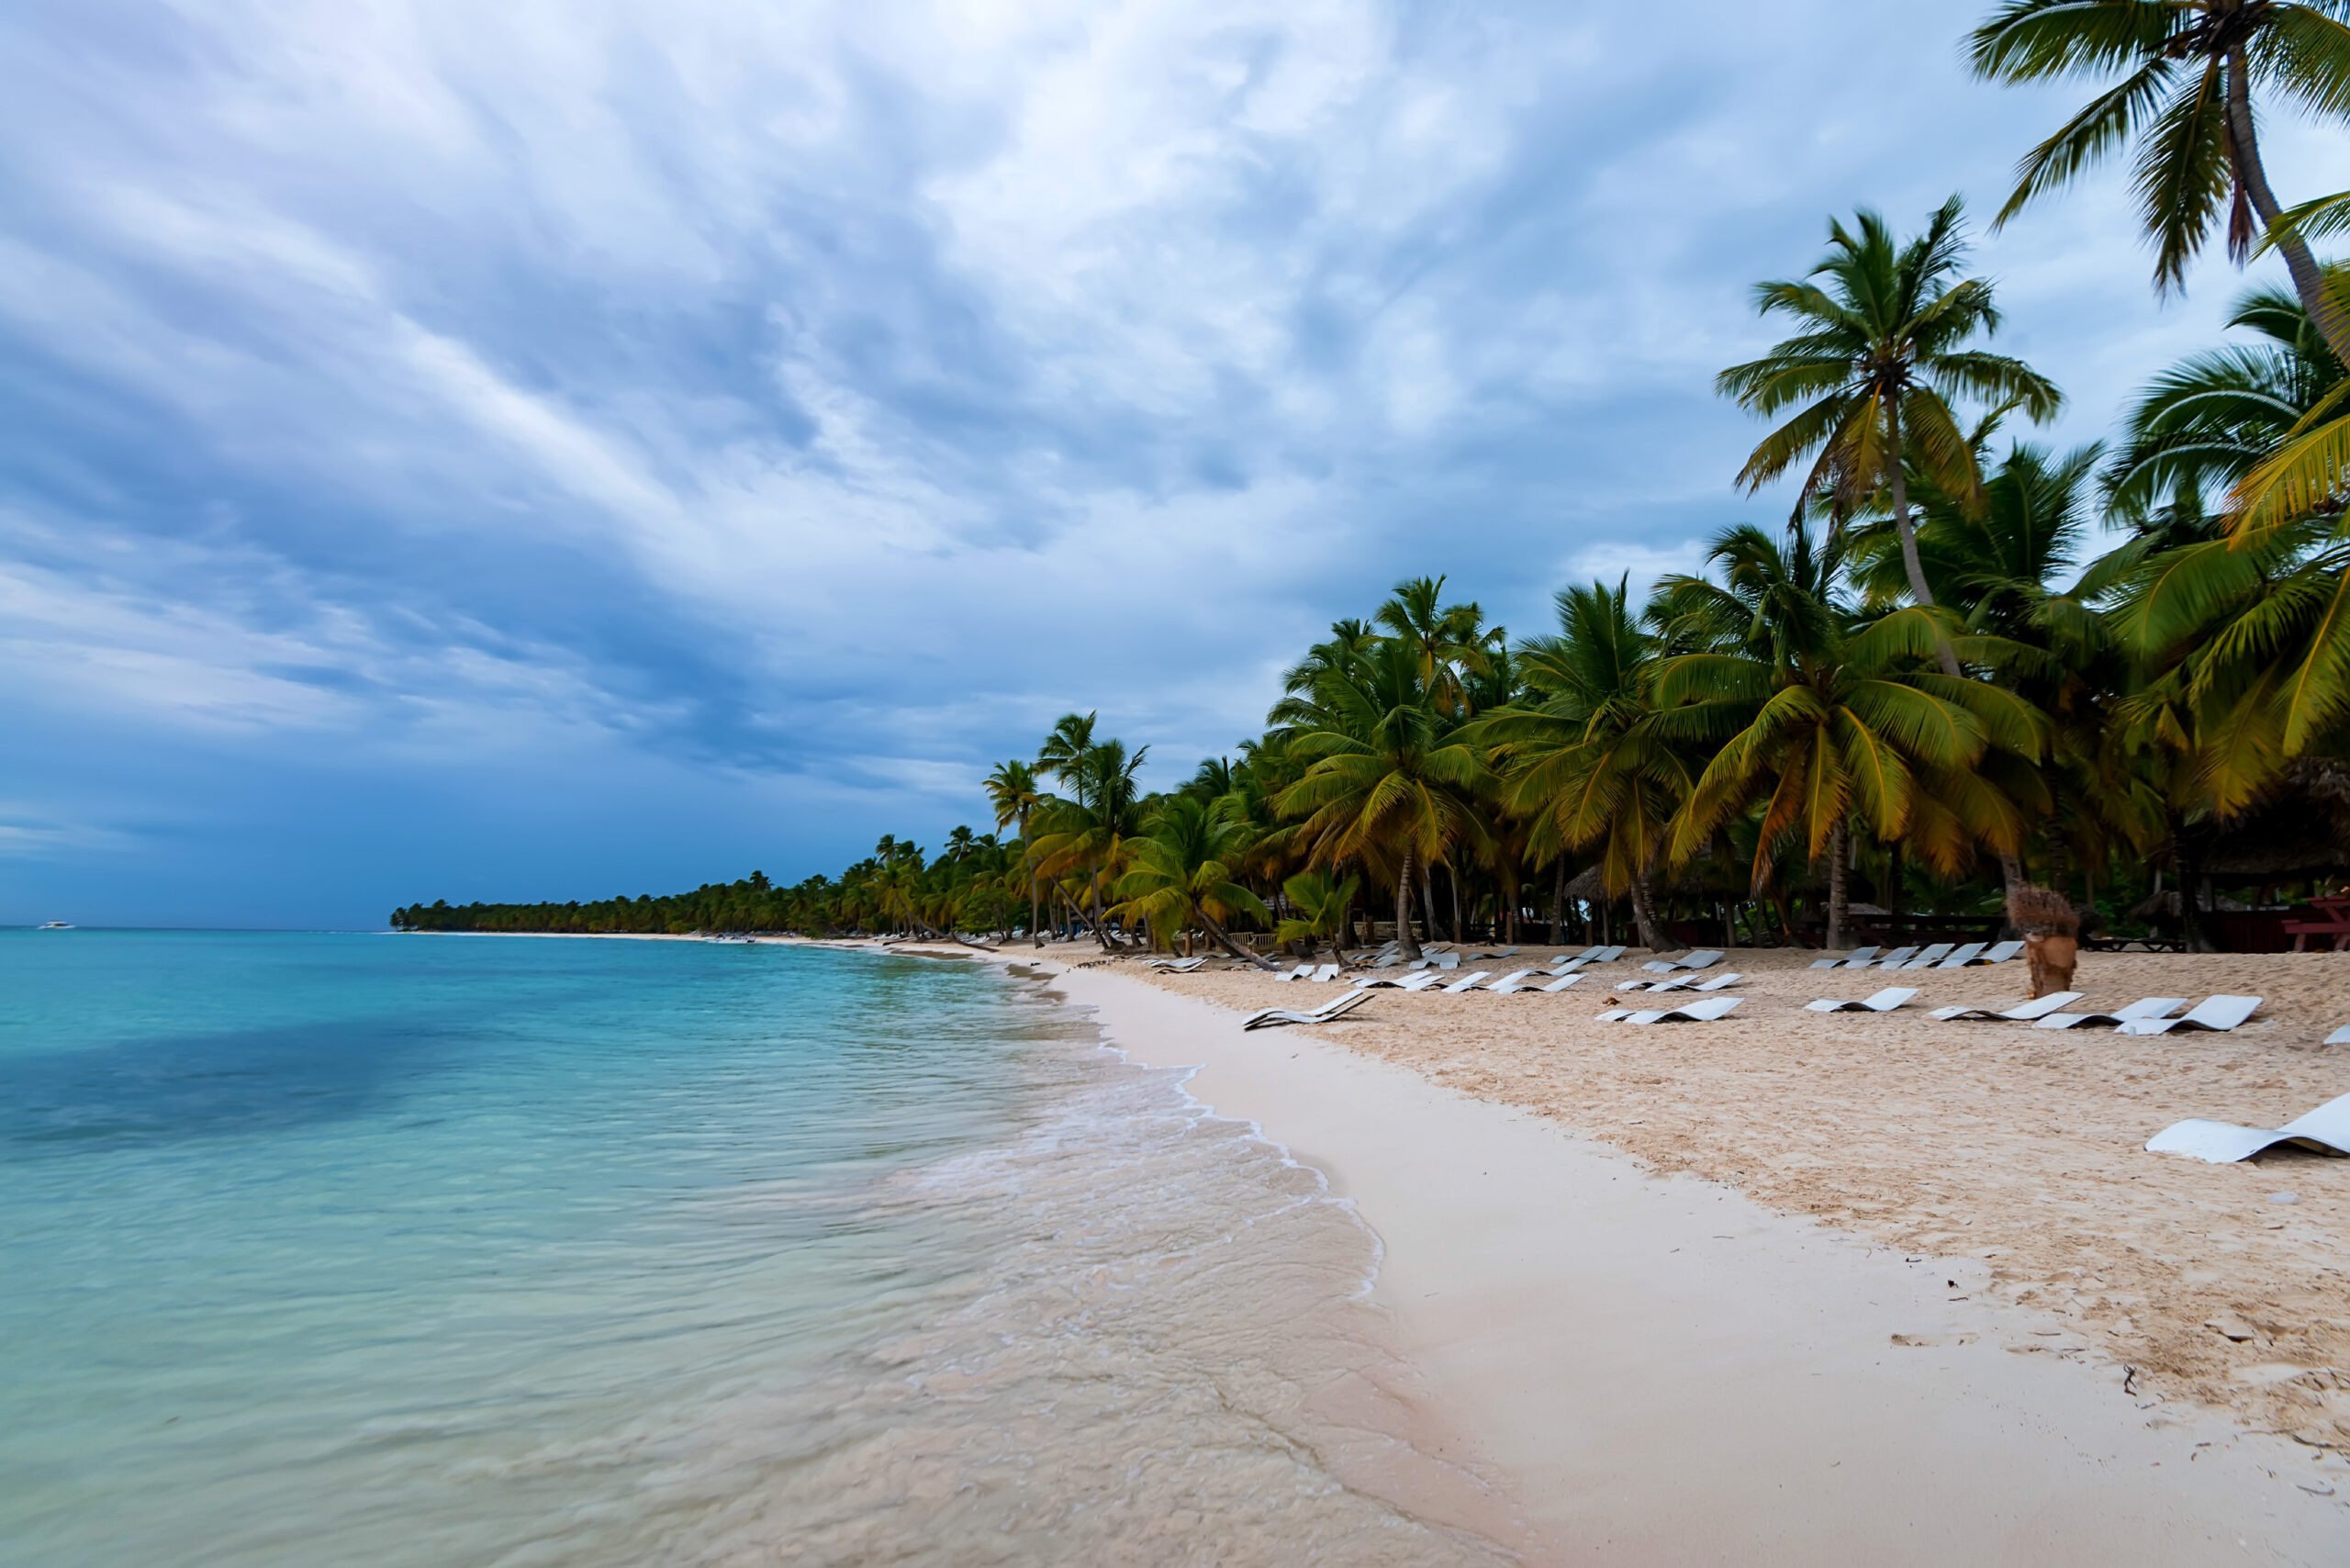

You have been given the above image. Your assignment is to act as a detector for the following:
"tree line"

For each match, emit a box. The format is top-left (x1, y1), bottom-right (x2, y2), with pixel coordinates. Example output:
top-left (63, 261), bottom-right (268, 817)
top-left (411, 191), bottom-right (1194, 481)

top-left (395, 3), bottom-right (2350, 958)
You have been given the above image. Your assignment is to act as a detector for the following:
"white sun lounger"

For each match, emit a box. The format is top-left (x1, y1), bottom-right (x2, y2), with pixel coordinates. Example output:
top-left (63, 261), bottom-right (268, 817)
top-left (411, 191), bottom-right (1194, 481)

top-left (1597, 995), bottom-right (1744, 1025)
top-left (1539, 972), bottom-right (1583, 992)
top-left (2034, 997), bottom-right (2188, 1030)
top-left (1582, 945), bottom-right (1628, 964)
top-left (1464, 946), bottom-right (1520, 960)
top-left (1147, 955), bottom-right (1207, 972)
top-left (2117, 995), bottom-right (2262, 1036)
top-left (1485, 969), bottom-right (1542, 993)
top-left (1640, 949), bottom-right (1726, 973)
top-left (1810, 945), bottom-right (1878, 969)
top-left (1354, 970), bottom-right (1442, 991)
top-left (1617, 971), bottom-right (1742, 994)
top-left (1242, 989), bottom-right (1373, 1031)
top-left (1430, 952), bottom-right (1460, 970)
top-left (1931, 942), bottom-right (1986, 969)
top-left (1440, 970), bottom-right (1494, 993)
top-left (1276, 963), bottom-right (1311, 982)
top-left (2145, 1092), bottom-right (2350, 1163)
top-left (1899, 943), bottom-right (1956, 969)
top-left (1860, 945), bottom-right (1914, 969)
top-left (1806, 986), bottom-right (1919, 1014)
top-left (1307, 963), bottom-right (1340, 983)
top-left (1967, 939), bottom-right (2025, 965)
top-left (2327, 1025), bottom-right (2350, 1046)
top-left (1929, 991), bottom-right (2083, 1023)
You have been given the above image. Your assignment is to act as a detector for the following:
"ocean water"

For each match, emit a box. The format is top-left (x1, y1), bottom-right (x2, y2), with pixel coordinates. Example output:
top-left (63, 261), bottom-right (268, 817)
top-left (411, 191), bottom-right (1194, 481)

top-left (0, 931), bottom-right (1516, 1566)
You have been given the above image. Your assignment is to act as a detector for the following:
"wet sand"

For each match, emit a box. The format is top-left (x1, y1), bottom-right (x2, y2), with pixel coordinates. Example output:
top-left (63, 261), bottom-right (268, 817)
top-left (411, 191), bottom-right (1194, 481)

top-left (1011, 939), bottom-right (2350, 1564)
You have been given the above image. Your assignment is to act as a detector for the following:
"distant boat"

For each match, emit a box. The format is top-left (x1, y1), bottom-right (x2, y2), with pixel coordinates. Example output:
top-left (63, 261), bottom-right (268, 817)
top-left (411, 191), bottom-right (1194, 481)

top-left (37, 921), bottom-right (73, 930)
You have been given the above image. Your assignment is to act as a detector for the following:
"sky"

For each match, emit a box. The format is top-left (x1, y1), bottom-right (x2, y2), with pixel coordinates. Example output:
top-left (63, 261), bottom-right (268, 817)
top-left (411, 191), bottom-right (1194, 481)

top-left (1, 0), bottom-right (2342, 928)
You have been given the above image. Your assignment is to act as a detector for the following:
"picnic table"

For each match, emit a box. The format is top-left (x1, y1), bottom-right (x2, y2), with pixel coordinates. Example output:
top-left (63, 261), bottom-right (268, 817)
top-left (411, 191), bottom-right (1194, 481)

top-left (2286, 895), bottom-right (2350, 953)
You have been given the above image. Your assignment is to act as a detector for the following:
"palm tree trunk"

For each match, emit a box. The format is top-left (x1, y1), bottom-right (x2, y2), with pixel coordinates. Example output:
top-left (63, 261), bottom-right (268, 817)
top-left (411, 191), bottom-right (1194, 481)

top-left (1449, 865), bottom-right (1462, 944)
top-left (1827, 818), bottom-right (1852, 950)
top-left (2226, 46), bottom-right (2350, 367)
top-left (1021, 814), bottom-right (1043, 948)
top-left (1188, 897), bottom-right (1279, 970)
top-left (1395, 845), bottom-right (1423, 960)
top-left (1419, 863), bottom-right (1438, 944)
top-left (1550, 858), bottom-right (1567, 944)
top-left (1885, 406), bottom-right (1966, 680)
top-left (1627, 865), bottom-right (1665, 954)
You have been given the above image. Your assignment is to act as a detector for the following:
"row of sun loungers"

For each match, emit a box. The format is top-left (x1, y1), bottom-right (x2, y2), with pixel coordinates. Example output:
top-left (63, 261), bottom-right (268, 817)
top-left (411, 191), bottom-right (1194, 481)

top-left (1234, 955), bottom-right (2344, 1167)
top-left (1808, 940), bottom-right (2026, 971)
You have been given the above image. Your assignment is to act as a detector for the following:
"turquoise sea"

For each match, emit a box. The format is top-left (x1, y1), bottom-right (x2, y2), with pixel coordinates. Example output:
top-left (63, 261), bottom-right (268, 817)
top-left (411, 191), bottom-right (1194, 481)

top-left (0, 931), bottom-right (1514, 1567)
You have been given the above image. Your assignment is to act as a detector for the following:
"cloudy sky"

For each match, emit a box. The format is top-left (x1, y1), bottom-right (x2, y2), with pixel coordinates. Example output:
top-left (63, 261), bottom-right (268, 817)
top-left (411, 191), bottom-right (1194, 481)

top-left (2, 0), bottom-right (2339, 927)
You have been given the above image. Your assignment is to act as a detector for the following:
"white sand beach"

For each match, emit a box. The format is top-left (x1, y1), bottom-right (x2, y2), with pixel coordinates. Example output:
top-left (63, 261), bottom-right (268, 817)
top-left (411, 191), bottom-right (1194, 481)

top-left (949, 941), bottom-right (2350, 1564)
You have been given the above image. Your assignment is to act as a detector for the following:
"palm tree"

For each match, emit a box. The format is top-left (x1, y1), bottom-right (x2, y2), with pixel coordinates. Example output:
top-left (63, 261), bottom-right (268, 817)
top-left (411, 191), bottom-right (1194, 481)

top-left (1652, 521), bottom-right (2047, 948)
top-left (1375, 576), bottom-right (1494, 714)
top-left (1277, 638), bottom-right (1494, 960)
top-left (1718, 198), bottom-right (2064, 663)
top-left (2100, 282), bottom-right (2345, 531)
top-left (1113, 795), bottom-right (1276, 967)
top-left (983, 759), bottom-right (1049, 946)
top-left (1472, 578), bottom-right (1684, 951)
top-left (1274, 868), bottom-right (1361, 963)
top-left (1969, 0), bottom-right (2350, 364)
top-left (1033, 738), bottom-right (1150, 946)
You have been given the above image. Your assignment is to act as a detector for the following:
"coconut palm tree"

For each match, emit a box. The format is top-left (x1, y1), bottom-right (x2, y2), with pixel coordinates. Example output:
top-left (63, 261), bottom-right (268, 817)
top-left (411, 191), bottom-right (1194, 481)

top-left (1033, 738), bottom-right (1150, 946)
top-left (1472, 578), bottom-right (1684, 952)
top-left (1652, 521), bottom-right (2047, 948)
top-left (1277, 637), bottom-right (1494, 961)
top-left (1969, 0), bottom-right (2350, 364)
top-left (1376, 576), bottom-right (1494, 714)
top-left (1718, 198), bottom-right (2064, 659)
top-left (2102, 283), bottom-right (2344, 525)
top-left (983, 759), bottom-right (1049, 945)
top-left (1274, 868), bottom-right (1361, 963)
top-left (1113, 794), bottom-right (1276, 967)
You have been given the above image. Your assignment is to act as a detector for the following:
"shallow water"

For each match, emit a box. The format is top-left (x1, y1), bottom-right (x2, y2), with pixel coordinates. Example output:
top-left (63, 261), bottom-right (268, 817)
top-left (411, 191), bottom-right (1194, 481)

top-left (0, 932), bottom-right (1514, 1565)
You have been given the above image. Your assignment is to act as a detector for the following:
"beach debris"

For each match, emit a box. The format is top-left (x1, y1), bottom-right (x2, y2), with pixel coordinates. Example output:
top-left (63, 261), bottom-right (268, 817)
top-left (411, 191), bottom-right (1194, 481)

top-left (2270, 1192), bottom-right (2300, 1204)
top-left (2206, 1314), bottom-right (2261, 1344)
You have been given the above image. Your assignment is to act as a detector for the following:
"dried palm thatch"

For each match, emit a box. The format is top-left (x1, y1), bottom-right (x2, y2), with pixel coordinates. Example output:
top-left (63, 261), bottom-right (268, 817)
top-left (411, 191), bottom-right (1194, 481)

top-left (2008, 884), bottom-right (2078, 936)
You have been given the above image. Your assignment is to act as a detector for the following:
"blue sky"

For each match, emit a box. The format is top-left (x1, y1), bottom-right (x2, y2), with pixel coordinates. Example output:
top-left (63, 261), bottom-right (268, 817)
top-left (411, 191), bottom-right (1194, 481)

top-left (2, 0), bottom-right (2340, 928)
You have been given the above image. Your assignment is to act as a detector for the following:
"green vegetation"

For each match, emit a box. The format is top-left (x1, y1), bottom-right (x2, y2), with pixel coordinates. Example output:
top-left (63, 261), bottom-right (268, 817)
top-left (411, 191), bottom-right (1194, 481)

top-left (395, 8), bottom-right (2350, 955)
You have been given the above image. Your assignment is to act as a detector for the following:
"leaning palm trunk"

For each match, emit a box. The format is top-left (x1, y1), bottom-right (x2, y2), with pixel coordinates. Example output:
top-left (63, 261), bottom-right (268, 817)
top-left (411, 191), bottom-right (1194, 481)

top-left (1058, 884), bottom-right (1117, 947)
top-left (2227, 47), bottom-right (2350, 367)
top-left (1189, 897), bottom-right (1280, 971)
top-left (1885, 409), bottom-right (1967, 679)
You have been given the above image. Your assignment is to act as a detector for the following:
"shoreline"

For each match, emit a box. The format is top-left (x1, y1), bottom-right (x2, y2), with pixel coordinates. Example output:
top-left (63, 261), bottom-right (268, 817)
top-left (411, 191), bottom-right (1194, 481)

top-left (426, 929), bottom-right (2350, 1559)
top-left (1024, 947), bottom-right (2348, 1564)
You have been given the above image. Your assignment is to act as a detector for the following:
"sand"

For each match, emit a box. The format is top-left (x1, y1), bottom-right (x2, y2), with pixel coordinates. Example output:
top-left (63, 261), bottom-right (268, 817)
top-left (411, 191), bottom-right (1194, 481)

top-left (990, 938), bottom-right (2350, 1563)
